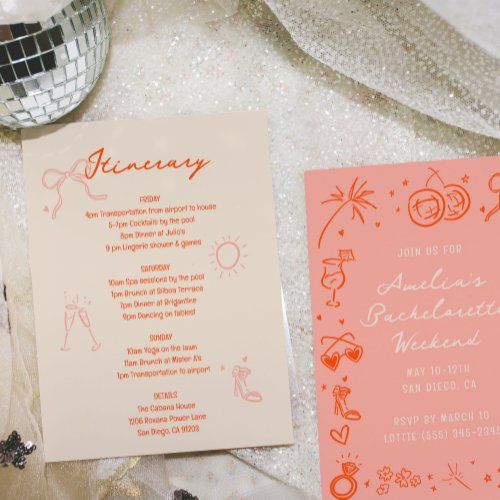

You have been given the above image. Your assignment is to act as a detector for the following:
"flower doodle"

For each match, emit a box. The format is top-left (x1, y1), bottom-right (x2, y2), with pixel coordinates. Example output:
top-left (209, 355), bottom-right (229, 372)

top-left (376, 483), bottom-right (390, 495)
top-left (410, 475), bottom-right (421, 487)
top-left (377, 466), bottom-right (393, 482)
top-left (395, 468), bottom-right (412, 488)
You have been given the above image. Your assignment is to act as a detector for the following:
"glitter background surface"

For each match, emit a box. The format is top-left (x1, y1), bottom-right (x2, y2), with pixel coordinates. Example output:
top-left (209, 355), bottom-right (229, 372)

top-left (0, 1), bottom-right (498, 498)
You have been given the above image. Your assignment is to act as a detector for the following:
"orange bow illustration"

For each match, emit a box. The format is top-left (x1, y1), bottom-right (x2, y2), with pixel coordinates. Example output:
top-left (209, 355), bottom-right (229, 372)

top-left (42, 159), bottom-right (107, 220)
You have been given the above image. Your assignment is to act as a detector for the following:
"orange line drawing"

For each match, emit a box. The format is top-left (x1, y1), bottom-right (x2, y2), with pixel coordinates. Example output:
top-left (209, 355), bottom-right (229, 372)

top-left (61, 294), bottom-right (101, 352)
top-left (317, 177), bottom-right (377, 248)
top-left (408, 168), bottom-right (470, 227)
top-left (320, 332), bottom-right (364, 372)
top-left (321, 249), bottom-right (355, 307)
top-left (42, 159), bottom-right (107, 220)
top-left (376, 483), bottom-right (389, 495)
top-left (232, 365), bottom-right (262, 403)
top-left (330, 460), bottom-right (359, 499)
top-left (395, 467), bottom-right (412, 488)
top-left (330, 424), bottom-right (350, 446)
top-left (333, 385), bottom-right (361, 421)
top-left (377, 466), bottom-right (393, 482)
top-left (442, 463), bottom-right (472, 490)
top-left (408, 188), bottom-right (445, 227)
top-left (485, 172), bottom-right (499, 221)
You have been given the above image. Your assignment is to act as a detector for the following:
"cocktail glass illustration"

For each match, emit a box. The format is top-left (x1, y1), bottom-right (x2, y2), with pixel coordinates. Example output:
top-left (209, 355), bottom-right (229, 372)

top-left (321, 249), bottom-right (355, 307)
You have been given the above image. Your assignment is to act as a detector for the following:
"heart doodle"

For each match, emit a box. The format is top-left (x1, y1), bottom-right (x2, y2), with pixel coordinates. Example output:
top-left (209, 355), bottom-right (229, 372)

top-left (321, 352), bottom-right (340, 372)
top-left (330, 425), bottom-right (349, 445)
top-left (339, 318), bottom-right (344, 325)
top-left (345, 346), bottom-right (363, 363)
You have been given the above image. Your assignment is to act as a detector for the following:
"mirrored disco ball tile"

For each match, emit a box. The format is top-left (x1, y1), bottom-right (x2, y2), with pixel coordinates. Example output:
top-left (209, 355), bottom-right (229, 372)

top-left (0, 0), bottom-right (109, 129)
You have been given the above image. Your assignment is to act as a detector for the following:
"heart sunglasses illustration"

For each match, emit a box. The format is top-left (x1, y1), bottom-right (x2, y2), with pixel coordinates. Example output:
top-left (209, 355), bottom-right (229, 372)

top-left (320, 332), bottom-right (363, 372)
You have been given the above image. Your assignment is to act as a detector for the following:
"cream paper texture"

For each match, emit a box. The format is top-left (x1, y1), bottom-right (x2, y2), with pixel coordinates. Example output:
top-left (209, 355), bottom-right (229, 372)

top-left (0, 0), bottom-right (499, 498)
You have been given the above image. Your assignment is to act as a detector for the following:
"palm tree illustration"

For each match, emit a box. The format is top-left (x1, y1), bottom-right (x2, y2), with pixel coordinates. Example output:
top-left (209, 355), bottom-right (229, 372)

top-left (317, 177), bottom-right (377, 248)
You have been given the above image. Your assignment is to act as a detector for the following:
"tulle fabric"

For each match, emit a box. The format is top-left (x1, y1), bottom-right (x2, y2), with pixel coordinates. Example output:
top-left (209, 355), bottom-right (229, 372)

top-left (0, 0), bottom-right (498, 498)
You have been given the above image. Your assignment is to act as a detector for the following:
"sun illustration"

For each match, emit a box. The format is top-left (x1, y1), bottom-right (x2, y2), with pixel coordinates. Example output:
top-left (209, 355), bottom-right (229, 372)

top-left (210, 236), bottom-right (247, 278)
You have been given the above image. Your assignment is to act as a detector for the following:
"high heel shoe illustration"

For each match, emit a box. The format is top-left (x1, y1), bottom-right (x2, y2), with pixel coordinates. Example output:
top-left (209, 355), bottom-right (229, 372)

top-left (232, 366), bottom-right (263, 403)
top-left (333, 385), bottom-right (361, 421)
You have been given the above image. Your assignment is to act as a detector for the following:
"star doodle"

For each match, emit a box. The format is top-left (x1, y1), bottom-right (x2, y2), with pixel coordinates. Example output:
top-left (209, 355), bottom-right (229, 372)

top-left (461, 174), bottom-right (469, 183)
top-left (484, 474), bottom-right (492, 483)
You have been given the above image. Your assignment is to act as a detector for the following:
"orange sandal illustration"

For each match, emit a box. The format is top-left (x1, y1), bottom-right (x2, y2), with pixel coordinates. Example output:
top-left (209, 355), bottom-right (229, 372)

top-left (333, 385), bottom-right (361, 421)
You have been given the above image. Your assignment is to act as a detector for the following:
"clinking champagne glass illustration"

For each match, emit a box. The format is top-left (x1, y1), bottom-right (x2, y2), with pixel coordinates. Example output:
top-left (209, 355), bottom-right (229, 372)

top-left (61, 295), bottom-right (101, 352)
top-left (78, 307), bottom-right (101, 351)
top-left (62, 305), bottom-right (77, 351)
top-left (321, 249), bottom-right (355, 307)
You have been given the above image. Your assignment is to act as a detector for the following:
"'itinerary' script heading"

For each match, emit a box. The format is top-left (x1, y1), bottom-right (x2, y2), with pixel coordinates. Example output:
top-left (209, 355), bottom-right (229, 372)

top-left (85, 147), bottom-right (211, 181)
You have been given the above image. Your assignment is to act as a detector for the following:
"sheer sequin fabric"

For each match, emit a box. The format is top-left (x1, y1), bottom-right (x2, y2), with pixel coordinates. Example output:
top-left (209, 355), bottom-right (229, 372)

top-left (0, 0), bottom-right (498, 498)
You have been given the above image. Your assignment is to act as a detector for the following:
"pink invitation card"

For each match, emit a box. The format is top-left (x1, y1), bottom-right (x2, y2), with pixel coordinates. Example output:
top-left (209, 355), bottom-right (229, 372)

top-left (22, 112), bottom-right (293, 462)
top-left (305, 158), bottom-right (499, 498)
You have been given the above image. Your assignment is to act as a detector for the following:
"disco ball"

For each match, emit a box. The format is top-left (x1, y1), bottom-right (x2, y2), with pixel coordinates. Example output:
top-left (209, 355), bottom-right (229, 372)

top-left (0, 0), bottom-right (110, 129)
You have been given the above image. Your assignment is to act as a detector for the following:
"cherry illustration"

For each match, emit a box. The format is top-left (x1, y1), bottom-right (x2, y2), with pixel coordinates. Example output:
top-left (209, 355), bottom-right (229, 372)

top-left (426, 168), bottom-right (470, 221)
